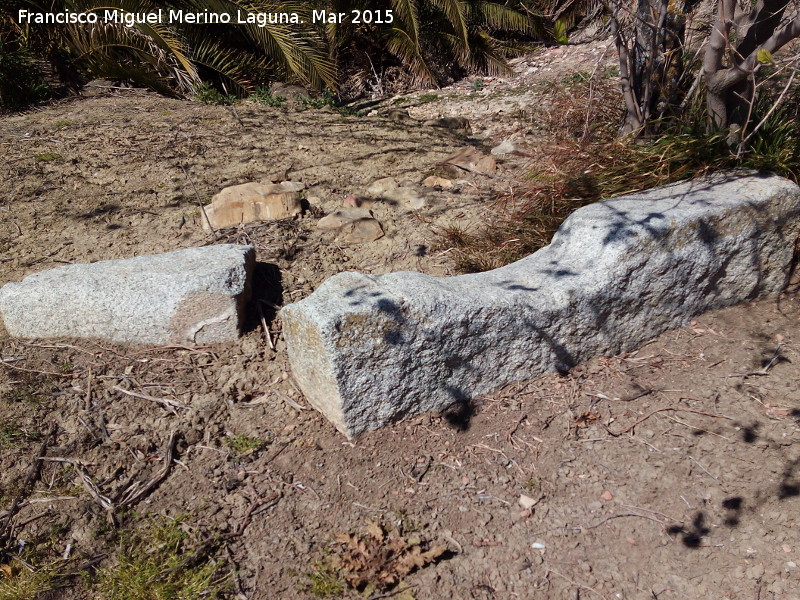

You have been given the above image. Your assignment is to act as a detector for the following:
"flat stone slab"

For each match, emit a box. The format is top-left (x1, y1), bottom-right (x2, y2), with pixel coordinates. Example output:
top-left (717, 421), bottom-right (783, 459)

top-left (201, 181), bottom-right (304, 230)
top-left (0, 245), bottom-right (254, 345)
top-left (280, 174), bottom-right (800, 438)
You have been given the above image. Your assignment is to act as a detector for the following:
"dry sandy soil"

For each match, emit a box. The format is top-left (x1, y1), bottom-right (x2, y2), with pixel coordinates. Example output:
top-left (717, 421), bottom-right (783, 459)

top-left (1, 41), bottom-right (800, 600)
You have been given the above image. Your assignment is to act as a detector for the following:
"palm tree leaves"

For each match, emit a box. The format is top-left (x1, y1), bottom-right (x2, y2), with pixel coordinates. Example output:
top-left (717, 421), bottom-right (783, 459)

top-left (370, 0), bottom-right (538, 85)
top-left (7, 0), bottom-right (334, 94)
top-left (4, 0), bottom-right (544, 96)
top-left (183, 0), bottom-right (335, 88)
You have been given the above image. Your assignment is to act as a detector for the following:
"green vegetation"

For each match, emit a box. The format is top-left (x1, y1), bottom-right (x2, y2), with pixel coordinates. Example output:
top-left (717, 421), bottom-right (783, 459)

top-left (1, 0), bottom-right (546, 107)
top-left (193, 82), bottom-right (235, 105)
top-left (561, 71), bottom-right (590, 85)
top-left (304, 561), bottom-right (346, 598)
top-left (417, 93), bottom-right (440, 103)
top-left (249, 85), bottom-right (286, 107)
top-left (0, 420), bottom-right (42, 449)
top-left (0, 40), bottom-right (51, 110)
top-left (94, 515), bottom-right (228, 600)
top-left (34, 152), bottom-right (61, 162)
top-left (0, 563), bottom-right (60, 600)
top-left (1, 371), bottom-right (55, 407)
top-left (224, 433), bottom-right (264, 456)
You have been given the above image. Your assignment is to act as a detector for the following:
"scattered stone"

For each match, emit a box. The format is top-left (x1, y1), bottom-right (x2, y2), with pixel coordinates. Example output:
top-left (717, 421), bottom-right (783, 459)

top-left (202, 181), bottom-right (303, 230)
top-left (317, 207), bottom-right (384, 244)
top-left (270, 82), bottom-right (310, 100)
top-left (365, 177), bottom-right (399, 197)
top-left (491, 139), bottom-right (517, 155)
top-left (364, 177), bottom-right (428, 209)
top-left (531, 542), bottom-right (546, 550)
top-left (387, 109), bottom-right (413, 122)
top-left (280, 174), bottom-right (800, 438)
top-left (317, 207), bottom-right (373, 230)
top-left (423, 117), bottom-right (471, 133)
top-left (441, 147), bottom-right (497, 174)
top-left (341, 195), bottom-right (375, 209)
top-left (519, 494), bottom-right (539, 510)
top-left (337, 218), bottom-right (384, 244)
top-left (600, 490), bottom-right (614, 501)
top-left (422, 176), bottom-right (455, 189)
top-left (0, 245), bottom-right (255, 345)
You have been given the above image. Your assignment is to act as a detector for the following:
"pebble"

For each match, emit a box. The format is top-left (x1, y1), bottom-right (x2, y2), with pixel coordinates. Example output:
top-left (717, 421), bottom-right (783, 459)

top-left (531, 542), bottom-right (546, 550)
top-left (491, 139), bottom-right (517, 155)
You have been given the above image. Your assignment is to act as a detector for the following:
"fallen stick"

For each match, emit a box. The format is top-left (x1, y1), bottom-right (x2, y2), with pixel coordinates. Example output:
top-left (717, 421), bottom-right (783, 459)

top-left (113, 385), bottom-right (190, 413)
top-left (0, 423), bottom-right (57, 550)
top-left (118, 431), bottom-right (179, 507)
top-left (605, 407), bottom-right (733, 437)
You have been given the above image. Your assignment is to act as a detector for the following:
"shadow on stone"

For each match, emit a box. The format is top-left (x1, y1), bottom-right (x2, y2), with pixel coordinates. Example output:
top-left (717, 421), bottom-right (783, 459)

top-left (441, 387), bottom-right (474, 432)
top-left (243, 262), bottom-right (283, 334)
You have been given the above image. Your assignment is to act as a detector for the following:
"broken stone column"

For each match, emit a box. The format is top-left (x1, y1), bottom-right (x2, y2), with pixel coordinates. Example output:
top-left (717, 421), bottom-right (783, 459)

top-left (280, 174), bottom-right (800, 438)
top-left (0, 244), bottom-right (255, 345)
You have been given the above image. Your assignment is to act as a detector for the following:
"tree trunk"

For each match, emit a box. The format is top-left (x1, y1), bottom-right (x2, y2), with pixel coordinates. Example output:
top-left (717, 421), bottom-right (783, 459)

top-left (609, 0), bottom-right (689, 136)
top-left (703, 0), bottom-right (800, 131)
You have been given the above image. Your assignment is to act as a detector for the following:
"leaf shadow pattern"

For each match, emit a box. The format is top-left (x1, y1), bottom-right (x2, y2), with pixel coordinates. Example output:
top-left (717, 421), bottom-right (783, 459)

top-left (667, 512), bottom-right (711, 548)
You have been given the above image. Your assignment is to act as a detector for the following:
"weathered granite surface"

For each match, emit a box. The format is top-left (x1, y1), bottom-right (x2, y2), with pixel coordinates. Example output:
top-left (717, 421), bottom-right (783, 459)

top-left (280, 174), bottom-right (800, 438)
top-left (0, 245), bottom-right (254, 345)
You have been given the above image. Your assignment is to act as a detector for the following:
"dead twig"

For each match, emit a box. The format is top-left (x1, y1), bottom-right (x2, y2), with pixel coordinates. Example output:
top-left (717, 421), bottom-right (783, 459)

top-left (545, 568), bottom-right (607, 600)
top-left (571, 511), bottom-right (668, 532)
top-left (729, 344), bottom-right (786, 377)
top-left (257, 302), bottom-right (275, 351)
top-left (181, 164), bottom-right (217, 238)
top-left (113, 385), bottom-right (190, 413)
top-left (605, 407), bottom-right (732, 437)
top-left (0, 423), bottom-right (57, 551)
top-left (118, 431), bottom-right (179, 507)
top-left (41, 457), bottom-right (114, 513)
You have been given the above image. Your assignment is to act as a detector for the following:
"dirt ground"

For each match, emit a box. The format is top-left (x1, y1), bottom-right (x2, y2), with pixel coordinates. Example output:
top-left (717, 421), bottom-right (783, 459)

top-left (2, 41), bottom-right (800, 600)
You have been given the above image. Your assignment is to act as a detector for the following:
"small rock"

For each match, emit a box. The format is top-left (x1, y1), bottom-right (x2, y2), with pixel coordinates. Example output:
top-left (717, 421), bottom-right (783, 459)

top-left (337, 218), bottom-right (384, 244)
top-left (491, 139), bottom-right (517, 155)
top-left (441, 147), bottom-right (496, 174)
top-left (422, 176), bottom-right (454, 189)
top-left (423, 117), bottom-right (471, 133)
top-left (393, 187), bottom-right (427, 210)
top-left (365, 177), bottom-right (427, 209)
top-left (317, 207), bottom-right (373, 230)
top-left (387, 109), bottom-right (413, 122)
top-left (600, 490), bottom-right (614, 501)
top-left (365, 177), bottom-right (399, 197)
top-left (270, 82), bottom-right (310, 100)
top-left (746, 564), bottom-right (765, 580)
top-left (518, 494), bottom-right (539, 510)
top-left (203, 181), bottom-right (303, 230)
top-left (317, 207), bottom-right (384, 244)
top-left (531, 542), bottom-right (546, 550)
